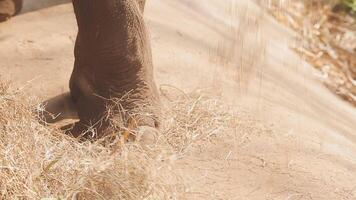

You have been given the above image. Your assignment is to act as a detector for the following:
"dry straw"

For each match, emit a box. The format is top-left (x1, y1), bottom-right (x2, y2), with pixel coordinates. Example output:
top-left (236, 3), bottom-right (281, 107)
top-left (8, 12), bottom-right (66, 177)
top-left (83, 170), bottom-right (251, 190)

top-left (0, 82), bottom-right (234, 199)
top-left (261, 0), bottom-right (356, 106)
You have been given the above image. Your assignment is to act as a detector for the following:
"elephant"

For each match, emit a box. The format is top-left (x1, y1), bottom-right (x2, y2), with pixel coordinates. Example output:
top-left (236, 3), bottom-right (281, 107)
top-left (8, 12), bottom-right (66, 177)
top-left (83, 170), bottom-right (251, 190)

top-left (0, 0), bottom-right (160, 140)
top-left (0, 0), bottom-right (22, 22)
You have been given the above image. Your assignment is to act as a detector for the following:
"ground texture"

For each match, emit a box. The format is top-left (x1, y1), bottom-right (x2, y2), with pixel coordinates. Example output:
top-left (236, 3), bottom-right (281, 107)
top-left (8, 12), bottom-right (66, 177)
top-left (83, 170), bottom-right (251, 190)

top-left (0, 0), bottom-right (355, 199)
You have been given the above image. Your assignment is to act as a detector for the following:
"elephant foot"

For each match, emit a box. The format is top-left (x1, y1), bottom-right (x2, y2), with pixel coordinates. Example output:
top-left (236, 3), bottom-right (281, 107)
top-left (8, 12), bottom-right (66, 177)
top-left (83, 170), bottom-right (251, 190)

top-left (0, 13), bottom-right (10, 22)
top-left (61, 121), bottom-right (112, 140)
top-left (0, 0), bottom-right (22, 22)
top-left (37, 92), bottom-right (78, 124)
top-left (122, 117), bottom-right (159, 144)
top-left (60, 121), bottom-right (89, 139)
top-left (61, 115), bottom-right (159, 147)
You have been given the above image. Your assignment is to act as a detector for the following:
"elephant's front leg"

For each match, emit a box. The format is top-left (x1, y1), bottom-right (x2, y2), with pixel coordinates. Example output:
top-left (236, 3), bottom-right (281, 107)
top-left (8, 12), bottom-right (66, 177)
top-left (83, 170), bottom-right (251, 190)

top-left (62, 97), bottom-right (160, 143)
top-left (39, 92), bottom-right (78, 124)
top-left (61, 120), bottom-right (113, 140)
top-left (0, 0), bottom-right (22, 22)
top-left (68, 0), bottom-right (161, 142)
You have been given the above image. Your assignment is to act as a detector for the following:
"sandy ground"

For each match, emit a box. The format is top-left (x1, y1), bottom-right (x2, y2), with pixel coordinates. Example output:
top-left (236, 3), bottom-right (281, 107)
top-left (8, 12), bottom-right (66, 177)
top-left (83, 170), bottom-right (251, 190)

top-left (0, 0), bottom-right (356, 199)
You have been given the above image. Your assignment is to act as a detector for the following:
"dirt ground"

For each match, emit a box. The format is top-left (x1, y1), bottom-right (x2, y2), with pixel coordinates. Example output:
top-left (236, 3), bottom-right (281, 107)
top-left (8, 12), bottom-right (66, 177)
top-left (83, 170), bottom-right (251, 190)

top-left (0, 0), bottom-right (355, 199)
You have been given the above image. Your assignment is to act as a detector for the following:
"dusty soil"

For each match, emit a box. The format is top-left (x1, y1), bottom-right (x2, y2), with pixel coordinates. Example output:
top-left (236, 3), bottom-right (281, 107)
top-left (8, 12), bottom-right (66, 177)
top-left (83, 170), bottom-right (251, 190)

top-left (0, 0), bottom-right (355, 199)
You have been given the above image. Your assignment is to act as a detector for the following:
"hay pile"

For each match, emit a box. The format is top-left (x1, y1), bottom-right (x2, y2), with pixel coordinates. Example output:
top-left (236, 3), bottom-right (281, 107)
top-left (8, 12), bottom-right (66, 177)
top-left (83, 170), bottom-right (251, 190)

top-left (261, 0), bottom-right (356, 105)
top-left (0, 82), bottom-right (234, 199)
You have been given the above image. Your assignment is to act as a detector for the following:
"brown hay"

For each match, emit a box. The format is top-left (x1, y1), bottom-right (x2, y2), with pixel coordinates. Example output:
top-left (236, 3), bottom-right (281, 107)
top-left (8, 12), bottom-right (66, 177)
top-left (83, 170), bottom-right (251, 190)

top-left (160, 86), bottom-right (235, 156)
top-left (0, 82), bottom-right (235, 199)
top-left (260, 0), bottom-right (356, 106)
top-left (0, 82), bottom-right (177, 199)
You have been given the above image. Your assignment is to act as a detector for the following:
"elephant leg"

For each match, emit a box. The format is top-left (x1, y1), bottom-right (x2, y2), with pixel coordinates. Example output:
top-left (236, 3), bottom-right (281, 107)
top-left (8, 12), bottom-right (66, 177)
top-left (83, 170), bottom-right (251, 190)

top-left (61, 97), bottom-right (159, 141)
top-left (39, 92), bottom-right (78, 124)
top-left (68, 0), bottom-right (160, 141)
top-left (62, 117), bottom-right (159, 144)
top-left (61, 121), bottom-right (103, 139)
top-left (62, 88), bottom-right (110, 139)
top-left (0, 0), bottom-right (22, 22)
top-left (120, 114), bottom-right (160, 143)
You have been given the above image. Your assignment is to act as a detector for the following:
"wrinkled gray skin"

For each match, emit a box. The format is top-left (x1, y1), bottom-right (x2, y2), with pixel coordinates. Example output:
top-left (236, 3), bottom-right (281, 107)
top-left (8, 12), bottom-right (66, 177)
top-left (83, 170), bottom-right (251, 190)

top-left (1, 0), bottom-right (160, 139)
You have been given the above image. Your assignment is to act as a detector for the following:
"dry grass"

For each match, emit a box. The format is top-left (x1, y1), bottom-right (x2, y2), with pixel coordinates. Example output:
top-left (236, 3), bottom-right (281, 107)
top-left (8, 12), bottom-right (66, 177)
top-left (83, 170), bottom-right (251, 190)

top-left (160, 86), bottom-right (234, 156)
top-left (260, 0), bottom-right (356, 105)
top-left (0, 82), bottom-right (234, 199)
